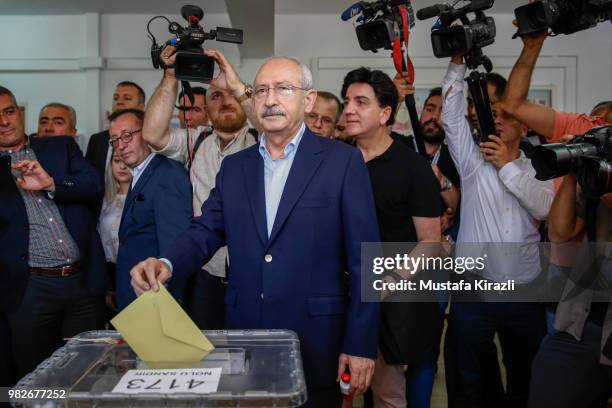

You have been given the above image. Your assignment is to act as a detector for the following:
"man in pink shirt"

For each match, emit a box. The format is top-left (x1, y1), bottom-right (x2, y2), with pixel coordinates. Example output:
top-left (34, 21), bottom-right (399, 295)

top-left (501, 30), bottom-right (609, 143)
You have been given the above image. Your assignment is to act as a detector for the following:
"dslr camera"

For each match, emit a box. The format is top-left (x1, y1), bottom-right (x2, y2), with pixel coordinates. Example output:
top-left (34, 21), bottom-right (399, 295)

top-left (514, 0), bottom-right (612, 37)
top-left (341, 0), bottom-right (415, 51)
top-left (417, 0), bottom-right (496, 70)
top-left (148, 5), bottom-right (243, 83)
top-left (532, 125), bottom-right (612, 197)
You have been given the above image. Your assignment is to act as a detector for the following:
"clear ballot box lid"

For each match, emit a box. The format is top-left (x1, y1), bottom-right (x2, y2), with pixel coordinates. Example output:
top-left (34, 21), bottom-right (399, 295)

top-left (13, 329), bottom-right (307, 407)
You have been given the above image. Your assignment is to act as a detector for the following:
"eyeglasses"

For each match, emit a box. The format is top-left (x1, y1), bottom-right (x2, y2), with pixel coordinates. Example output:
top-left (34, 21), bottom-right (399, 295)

top-left (109, 129), bottom-right (142, 147)
top-left (306, 112), bottom-right (335, 127)
top-left (253, 84), bottom-right (309, 100)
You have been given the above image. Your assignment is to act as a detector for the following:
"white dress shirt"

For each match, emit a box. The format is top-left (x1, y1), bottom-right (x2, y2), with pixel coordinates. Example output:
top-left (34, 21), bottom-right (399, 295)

top-left (442, 62), bottom-right (555, 283)
top-left (130, 152), bottom-right (156, 189)
top-left (152, 126), bottom-right (256, 278)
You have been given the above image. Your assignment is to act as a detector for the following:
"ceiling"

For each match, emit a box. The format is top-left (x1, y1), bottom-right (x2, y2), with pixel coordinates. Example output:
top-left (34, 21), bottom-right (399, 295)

top-left (0, 0), bottom-right (529, 15)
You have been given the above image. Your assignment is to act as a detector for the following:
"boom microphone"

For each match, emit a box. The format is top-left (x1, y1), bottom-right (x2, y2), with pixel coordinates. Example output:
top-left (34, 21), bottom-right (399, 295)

top-left (416, 4), bottom-right (449, 20)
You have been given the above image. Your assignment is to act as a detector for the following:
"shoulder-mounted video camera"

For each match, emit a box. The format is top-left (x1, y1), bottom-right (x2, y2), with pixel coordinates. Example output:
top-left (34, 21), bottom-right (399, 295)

top-left (341, 0), bottom-right (415, 52)
top-left (148, 5), bottom-right (243, 83)
top-left (514, 0), bottom-right (612, 38)
top-left (532, 125), bottom-right (612, 197)
top-left (417, 0), bottom-right (496, 71)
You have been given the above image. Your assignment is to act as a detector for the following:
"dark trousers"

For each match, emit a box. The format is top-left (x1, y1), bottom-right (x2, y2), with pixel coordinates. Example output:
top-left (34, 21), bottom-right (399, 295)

top-left (448, 302), bottom-right (546, 408)
top-left (0, 314), bottom-right (16, 387)
top-left (528, 321), bottom-right (612, 408)
top-left (183, 269), bottom-right (226, 330)
top-left (301, 385), bottom-right (343, 407)
top-left (445, 315), bottom-right (504, 408)
top-left (7, 273), bottom-right (105, 380)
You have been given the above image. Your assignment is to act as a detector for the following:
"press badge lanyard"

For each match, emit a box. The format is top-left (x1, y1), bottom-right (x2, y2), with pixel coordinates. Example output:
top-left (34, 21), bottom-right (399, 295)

top-left (431, 146), bottom-right (441, 165)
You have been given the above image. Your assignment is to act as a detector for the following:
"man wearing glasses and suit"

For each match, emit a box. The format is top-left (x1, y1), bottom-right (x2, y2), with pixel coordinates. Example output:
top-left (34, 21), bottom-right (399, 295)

top-left (108, 109), bottom-right (193, 310)
top-left (131, 48), bottom-right (380, 406)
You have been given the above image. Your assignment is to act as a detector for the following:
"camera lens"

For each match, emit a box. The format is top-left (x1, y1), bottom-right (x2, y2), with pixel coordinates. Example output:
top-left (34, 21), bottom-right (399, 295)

top-left (579, 158), bottom-right (612, 197)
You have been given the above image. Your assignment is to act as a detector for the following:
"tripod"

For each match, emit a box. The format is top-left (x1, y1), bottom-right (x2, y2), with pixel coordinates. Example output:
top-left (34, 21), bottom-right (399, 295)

top-left (464, 47), bottom-right (496, 143)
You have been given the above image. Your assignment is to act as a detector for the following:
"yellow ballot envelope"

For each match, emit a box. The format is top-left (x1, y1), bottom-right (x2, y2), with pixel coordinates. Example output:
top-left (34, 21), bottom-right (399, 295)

top-left (111, 284), bottom-right (214, 365)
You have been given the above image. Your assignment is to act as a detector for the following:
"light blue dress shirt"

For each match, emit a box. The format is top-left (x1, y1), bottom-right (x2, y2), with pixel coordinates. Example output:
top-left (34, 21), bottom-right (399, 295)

top-left (258, 123), bottom-right (306, 237)
top-left (161, 124), bottom-right (306, 273)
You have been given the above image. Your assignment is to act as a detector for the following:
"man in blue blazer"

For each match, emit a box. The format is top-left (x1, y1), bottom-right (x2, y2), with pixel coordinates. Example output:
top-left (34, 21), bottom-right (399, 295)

top-left (0, 86), bottom-right (106, 385)
top-left (131, 54), bottom-right (380, 405)
top-left (110, 109), bottom-right (193, 310)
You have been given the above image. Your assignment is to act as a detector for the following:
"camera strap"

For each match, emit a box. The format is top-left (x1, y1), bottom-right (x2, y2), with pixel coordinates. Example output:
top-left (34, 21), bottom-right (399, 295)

top-left (392, 5), bottom-right (414, 84)
top-left (392, 4), bottom-right (428, 158)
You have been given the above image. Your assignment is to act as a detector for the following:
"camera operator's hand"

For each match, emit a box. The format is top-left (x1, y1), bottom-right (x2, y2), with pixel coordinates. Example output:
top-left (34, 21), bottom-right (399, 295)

top-left (204, 49), bottom-right (245, 96)
top-left (160, 45), bottom-right (177, 78)
top-left (451, 55), bottom-right (463, 65)
top-left (393, 72), bottom-right (415, 102)
top-left (513, 19), bottom-right (547, 49)
top-left (204, 49), bottom-right (262, 133)
top-left (480, 135), bottom-right (514, 169)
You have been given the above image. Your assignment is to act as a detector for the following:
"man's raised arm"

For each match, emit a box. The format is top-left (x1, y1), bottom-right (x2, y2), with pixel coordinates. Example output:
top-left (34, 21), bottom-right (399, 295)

top-left (500, 31), bottom-right (556, 138)
top-left (142, 46), bottom-right (179, 150)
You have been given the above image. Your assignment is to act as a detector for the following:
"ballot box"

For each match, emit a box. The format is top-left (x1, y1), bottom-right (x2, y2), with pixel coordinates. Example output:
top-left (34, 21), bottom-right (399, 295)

top-left (11, 329), bottom-right (307, 407)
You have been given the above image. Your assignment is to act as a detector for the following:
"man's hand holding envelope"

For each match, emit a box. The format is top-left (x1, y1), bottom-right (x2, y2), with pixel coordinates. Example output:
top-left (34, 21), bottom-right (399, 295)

top-left (112, 274), bottom-right (214, 366)
top-left (131, 257), bottom-right (173, 295)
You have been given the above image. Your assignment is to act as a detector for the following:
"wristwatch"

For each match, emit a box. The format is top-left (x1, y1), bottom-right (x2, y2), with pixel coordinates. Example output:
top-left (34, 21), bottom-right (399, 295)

top-left (441, 177), bottom-right (453, 192)
top-left (235, 83), bottom-right (253, 103)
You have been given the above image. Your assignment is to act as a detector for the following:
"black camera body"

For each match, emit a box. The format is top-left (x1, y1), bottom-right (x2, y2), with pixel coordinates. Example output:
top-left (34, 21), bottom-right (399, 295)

top-left (431, 15), bottom-right (495, 59)
top-left (514, 0), bottom-right (612, 37)
top-left (149, 5), bottom-right (243, 83)
top-left (532, 125), bottom-right (612, 197)
top-left (417, 0), bottom-right (496, 71)
top-left (345, 0), bottom-right (414, 52)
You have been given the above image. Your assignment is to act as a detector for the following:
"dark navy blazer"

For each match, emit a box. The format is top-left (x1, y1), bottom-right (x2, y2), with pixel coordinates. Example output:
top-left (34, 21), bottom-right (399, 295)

top-left (116, 154), bottom-right (193, 310)
top-left (0, 136), bottom-right (105, 314)
top-left (163, 128), bottom-right (381, 387)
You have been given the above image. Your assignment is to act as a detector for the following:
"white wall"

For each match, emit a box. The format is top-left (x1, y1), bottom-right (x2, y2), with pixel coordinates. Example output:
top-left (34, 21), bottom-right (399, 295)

top-left (1, 11), bottom-right (610, 149)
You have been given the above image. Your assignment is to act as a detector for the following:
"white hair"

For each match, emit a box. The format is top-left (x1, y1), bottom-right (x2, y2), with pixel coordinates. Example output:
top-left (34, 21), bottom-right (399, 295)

top-left (255, 56), bottom-right (313, 90)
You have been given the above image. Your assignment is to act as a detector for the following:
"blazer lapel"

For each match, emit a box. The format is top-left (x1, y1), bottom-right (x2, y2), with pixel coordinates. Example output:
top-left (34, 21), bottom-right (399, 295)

top-left (31, 139), bottom-right (63, 183)
top-left (120, 155), bottom-right (161, 234)
top-left (268, 129), bottom-right (324, 245)
top-left (242, 148), bottom-right (268, 245)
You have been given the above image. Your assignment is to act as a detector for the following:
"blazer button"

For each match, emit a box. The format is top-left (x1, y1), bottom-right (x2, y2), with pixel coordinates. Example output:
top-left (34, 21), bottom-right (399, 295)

top-left (24, 224), bottom-right (29, 230)
top-left (21, 254), bottom-right (27, 261)
top-left (260, 292), bottom-right (265, 300)
top-left (264, 254), bottom-right (272, 263)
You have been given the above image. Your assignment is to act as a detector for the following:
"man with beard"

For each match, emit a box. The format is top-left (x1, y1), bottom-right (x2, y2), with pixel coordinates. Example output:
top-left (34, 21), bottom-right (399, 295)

top-left (142, 48), bottom-right (257, 330)
top-left (394, 79), bottom-right (461, 236)
top-left (417, 88), bottom-right (460, 232)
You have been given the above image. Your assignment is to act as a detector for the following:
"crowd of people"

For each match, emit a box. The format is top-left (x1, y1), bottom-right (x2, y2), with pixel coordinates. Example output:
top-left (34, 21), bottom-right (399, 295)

top-left (0, 20), bottom-right (611, 408)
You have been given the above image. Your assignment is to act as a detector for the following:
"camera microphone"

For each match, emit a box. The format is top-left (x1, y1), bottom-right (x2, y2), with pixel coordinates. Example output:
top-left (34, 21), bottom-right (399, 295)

top-left (341, 2), bottom-right (365, 21)
top-left (416, 4), bottom-right (450, 20)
